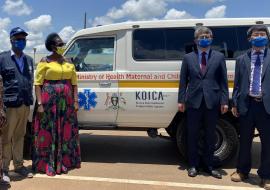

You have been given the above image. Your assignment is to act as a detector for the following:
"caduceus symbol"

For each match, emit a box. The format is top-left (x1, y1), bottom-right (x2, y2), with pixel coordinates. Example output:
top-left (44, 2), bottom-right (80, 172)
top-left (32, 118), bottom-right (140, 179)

top-left (78, 89), bottom-right (97, 111)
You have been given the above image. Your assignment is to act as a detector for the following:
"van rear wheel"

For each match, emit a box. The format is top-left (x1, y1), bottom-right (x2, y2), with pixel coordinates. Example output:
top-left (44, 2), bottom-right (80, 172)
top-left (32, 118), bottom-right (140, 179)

top-left (176, 118), bottom-right (238, 167)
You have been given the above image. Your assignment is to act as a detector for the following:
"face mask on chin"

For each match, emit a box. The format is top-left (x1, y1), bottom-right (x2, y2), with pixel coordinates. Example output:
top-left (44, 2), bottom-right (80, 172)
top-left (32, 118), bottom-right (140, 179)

top-left (250, 36), bottom-right (269, 47)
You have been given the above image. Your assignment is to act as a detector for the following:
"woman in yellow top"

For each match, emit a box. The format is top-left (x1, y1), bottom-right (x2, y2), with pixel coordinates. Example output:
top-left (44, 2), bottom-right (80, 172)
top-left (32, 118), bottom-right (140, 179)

top-left (32, 33), bottom-right (81, 176)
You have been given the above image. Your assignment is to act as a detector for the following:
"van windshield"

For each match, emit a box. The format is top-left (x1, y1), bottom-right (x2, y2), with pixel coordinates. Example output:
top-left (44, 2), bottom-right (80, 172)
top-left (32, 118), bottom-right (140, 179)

top-left (65, 37), bottom-right (115, 72)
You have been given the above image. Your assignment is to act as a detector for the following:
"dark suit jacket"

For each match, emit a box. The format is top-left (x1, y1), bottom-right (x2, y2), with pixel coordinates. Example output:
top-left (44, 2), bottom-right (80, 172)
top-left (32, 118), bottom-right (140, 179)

top-left (232, 48), bottom-right (270, 115)
top-left (178, 49), bottom-right (229, 109)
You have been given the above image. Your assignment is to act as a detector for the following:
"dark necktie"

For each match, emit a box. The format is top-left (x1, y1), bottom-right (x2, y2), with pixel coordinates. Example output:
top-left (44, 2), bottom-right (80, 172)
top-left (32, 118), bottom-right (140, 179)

top-left (201, 52), bottom-right (207, 74)
top-left (251, 52), bottom-right (262, 96)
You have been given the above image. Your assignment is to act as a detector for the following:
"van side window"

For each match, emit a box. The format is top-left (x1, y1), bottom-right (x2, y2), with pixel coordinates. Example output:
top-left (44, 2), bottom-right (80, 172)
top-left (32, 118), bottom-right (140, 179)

top-left (133, 26), bottom-right (253, 61)
top-left (133, 29), bottom-right (165, 60)
top-left (210, 26), bottom-right (250, 59)
top-left (235, 27), bottom-right (252, 56)
top-left (65, 37), bottom-right (115, 72)
top-left (133, 28), bottom-right (195, 60)
top-left (166, 29), bottom-right (196, 59)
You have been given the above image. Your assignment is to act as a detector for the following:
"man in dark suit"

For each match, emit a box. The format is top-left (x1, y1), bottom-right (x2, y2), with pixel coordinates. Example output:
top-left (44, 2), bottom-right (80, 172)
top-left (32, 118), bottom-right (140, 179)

top-left (178, 26), bottom-right (229, 179)
top-left (231, 25), bottom-right (270, 190)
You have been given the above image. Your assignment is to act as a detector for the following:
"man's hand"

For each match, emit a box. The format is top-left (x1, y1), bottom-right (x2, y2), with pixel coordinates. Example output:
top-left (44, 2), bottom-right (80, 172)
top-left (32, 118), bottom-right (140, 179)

top-left (231, 107), bottom-right (239, 117)
top-left (221, 105), bottom-right (228, 114)
top-left (178, 103), bottom-right (185, 112)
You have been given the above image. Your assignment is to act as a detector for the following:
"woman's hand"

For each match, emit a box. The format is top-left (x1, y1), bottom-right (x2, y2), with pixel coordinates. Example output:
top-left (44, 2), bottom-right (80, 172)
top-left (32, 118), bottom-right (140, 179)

top-left (74, 101), bottom-right (79, 112)
top-left (37, 105), bottom-right (44, 113)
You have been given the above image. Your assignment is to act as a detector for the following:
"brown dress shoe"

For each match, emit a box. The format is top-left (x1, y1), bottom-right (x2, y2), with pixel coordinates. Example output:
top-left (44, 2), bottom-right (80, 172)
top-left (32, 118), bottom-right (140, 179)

top-left (261, 179), bottom-right (270, 190)
top-left (230, 171), bottom-right (248, 182)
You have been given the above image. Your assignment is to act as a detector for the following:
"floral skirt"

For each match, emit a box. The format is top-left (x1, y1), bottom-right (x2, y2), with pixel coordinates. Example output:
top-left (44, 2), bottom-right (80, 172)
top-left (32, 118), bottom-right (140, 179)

top-left (32, 80), bottom-right (81, 174)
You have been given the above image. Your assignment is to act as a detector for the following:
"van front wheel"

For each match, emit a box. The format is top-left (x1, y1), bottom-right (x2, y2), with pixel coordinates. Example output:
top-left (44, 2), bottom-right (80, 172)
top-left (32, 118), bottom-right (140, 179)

top-left (176, 118), bottom-right (238, 167)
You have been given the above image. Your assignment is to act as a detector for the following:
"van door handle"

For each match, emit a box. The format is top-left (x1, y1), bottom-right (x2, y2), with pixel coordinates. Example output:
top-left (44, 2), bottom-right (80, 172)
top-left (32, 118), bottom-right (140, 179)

top-left (99, 82), bottom-right (111, 87)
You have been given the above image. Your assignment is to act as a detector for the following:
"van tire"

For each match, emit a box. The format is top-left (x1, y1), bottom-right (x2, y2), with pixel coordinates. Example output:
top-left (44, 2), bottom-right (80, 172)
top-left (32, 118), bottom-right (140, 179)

top-left (176, 118), bottom-right (238, 167)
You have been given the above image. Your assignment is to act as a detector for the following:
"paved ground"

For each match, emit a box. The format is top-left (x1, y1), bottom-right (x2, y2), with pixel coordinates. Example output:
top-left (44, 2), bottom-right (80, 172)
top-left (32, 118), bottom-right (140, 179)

top-left (0, 130), bottom-right (264, 190)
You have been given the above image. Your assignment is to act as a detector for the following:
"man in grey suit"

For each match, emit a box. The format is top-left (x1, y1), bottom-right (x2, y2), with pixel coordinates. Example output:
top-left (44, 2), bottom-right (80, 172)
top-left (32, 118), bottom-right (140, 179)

top-left (231, 25), bottom-right (270, 190)
top-left (178, 26), bottom-right (229, 179)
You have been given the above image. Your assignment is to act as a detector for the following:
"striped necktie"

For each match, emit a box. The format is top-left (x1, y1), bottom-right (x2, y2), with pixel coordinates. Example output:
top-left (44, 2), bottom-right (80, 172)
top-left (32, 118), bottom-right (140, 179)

top-left (251, 52), bottom-right (262, 96)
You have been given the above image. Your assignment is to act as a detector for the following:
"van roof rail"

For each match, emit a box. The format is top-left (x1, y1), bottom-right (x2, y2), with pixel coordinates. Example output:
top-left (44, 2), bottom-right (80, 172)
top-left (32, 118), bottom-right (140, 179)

top-left (256, 20), bottom-right (264, 24)
top-left (132, 25), bottom-right (140, 29)
top-left (195, 23), bottom-right (203, 27)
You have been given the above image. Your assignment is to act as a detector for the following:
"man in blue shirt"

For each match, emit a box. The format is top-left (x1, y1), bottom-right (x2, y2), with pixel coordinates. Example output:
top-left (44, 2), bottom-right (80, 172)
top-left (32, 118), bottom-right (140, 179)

top-left (231, 25), bottom-right (270, 190)
top-left (0, 27), bottom-right (34, 184)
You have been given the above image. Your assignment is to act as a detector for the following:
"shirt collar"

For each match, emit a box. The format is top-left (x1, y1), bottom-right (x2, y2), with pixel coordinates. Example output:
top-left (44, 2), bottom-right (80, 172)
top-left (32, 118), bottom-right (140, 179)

top-left (11, 50), bottom-right (25, 59)
top-left (198, 48), bottom-right (210, 56)
top-left (251, 48), bottom-right (265, 55)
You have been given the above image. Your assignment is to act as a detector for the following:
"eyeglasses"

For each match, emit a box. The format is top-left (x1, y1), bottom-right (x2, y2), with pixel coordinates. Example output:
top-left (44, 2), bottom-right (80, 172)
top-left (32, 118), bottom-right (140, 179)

top-left (198, 35), bottom-right (212, 39)
top-left (251, 32), bottom-right (267, 37)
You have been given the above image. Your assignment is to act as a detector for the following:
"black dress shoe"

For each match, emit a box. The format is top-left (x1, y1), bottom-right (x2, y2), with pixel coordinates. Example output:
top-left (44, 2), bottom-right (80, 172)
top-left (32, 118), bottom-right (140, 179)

top-left (188, 167), bottom-right (198, 177)
top-left (204, 167), bottom-right (222, 179)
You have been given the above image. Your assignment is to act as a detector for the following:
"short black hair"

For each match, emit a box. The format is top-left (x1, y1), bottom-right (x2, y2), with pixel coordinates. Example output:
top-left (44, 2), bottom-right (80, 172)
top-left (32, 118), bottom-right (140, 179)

top-left (45, 33), bottom-right (60, 52)
top-left (247, 25), bottom-right (270, 39)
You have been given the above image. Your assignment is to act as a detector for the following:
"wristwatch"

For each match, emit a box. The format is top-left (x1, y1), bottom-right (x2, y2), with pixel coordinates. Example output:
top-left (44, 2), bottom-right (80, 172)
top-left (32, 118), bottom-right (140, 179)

top-left (38, 102), bottom-right (42, 106)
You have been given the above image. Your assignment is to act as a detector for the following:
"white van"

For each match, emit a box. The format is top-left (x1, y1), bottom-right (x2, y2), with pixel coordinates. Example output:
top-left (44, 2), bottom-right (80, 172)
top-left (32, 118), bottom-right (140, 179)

top-left (61, 18), bottom-right (270, 166)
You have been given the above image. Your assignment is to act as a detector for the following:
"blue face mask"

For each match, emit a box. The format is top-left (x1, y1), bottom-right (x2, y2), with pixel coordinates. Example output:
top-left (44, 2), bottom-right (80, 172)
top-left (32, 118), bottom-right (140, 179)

top-left (198, 38), bottom-right (212, 48)
top-left (12, 39), bottom-right (26, 51)
top-left (250, 36), bottom-right (268, 47)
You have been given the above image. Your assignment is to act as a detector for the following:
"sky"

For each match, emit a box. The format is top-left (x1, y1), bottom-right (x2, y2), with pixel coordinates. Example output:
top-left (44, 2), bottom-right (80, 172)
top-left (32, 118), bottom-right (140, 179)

top-left (0, 0), bottom-right (270, 54)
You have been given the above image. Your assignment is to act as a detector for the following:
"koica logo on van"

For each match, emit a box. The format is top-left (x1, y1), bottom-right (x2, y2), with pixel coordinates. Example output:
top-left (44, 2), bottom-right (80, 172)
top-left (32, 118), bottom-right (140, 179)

top-left (135, 91), bottom-right (166, 109)
top-left (136, 91), bottom-right (164, 101)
